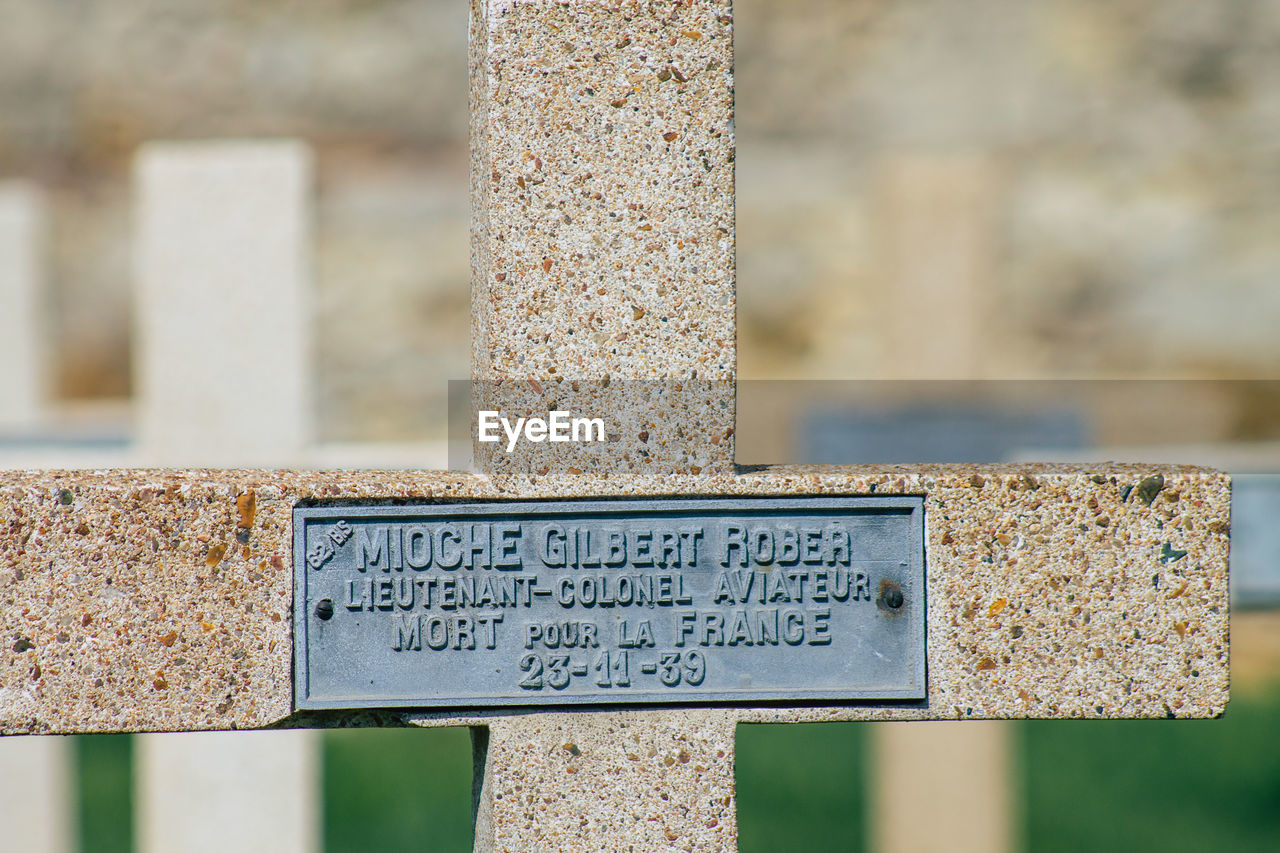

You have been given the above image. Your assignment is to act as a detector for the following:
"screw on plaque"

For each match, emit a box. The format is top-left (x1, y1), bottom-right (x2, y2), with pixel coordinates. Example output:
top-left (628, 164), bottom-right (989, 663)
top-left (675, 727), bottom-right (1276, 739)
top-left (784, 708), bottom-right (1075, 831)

top-left (315, 598), bottom-right (335, 621)
top-left (878, 580), bottom-right (905, 612)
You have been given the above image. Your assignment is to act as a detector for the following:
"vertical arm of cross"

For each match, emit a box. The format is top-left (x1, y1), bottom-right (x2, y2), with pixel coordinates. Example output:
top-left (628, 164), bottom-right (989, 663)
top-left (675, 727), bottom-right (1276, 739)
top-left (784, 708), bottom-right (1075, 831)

top-left (468, 1), bottom-right (741, 849)
top-left (472, 711), bottom-right (738, 851)
top-left (470, 0), bottom-right (736, 483)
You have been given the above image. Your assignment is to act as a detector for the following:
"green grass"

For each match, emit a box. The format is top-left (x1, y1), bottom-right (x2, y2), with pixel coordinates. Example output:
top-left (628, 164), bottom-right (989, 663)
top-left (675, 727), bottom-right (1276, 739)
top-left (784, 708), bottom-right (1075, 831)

top-left (737, 721), bottom-right (867, 853)
top-left (323, 727), bottom-right (474, 853)
top-left (1023, 687), bottom-right (1280, 853)
top-left (733, 689), bottom-right (1280, 853)
top-left (75, 733), bottom-right (133, 853)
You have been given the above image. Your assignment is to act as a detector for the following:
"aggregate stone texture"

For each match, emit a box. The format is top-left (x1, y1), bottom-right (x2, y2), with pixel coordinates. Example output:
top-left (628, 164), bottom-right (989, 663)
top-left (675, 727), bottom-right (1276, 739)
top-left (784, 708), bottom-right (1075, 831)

top-left (0, 463), bottom-right (1228, 736)
top-left (473, 379), bottom-right (736, 481)
top-left (470, 0), bottom-right (737, 476)
top-left (473, 709), bottom-right (737, 852)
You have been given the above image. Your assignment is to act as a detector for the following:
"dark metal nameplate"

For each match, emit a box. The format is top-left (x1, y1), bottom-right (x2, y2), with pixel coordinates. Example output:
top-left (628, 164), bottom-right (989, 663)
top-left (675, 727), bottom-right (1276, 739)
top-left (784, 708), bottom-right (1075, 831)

top-left (294, 497), bottom-right (925, 709)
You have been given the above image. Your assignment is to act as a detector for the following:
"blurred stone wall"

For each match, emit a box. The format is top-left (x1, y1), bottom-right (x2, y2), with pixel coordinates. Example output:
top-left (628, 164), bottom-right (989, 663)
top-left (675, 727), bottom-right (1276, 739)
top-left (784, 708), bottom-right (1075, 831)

top-left (735, 0), bottom-right (1280, 383)
top-left (1, 0), bottom-right (1278, 439)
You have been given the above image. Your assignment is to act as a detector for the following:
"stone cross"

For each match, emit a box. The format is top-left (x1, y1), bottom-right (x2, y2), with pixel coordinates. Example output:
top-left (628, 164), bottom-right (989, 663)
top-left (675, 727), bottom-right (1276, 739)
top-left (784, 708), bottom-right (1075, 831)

top-left (0, 4), bottom-right (1230, 853)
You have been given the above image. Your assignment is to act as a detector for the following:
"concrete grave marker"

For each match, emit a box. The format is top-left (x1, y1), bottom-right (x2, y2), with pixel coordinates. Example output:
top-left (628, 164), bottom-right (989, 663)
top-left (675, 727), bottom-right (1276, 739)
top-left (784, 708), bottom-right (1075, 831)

top-left (0, 182), bottom-right (74, 853)
top-left (0, 732), bottom-right (74, 853)
top-left (134, 141), bottom-right (311, 468)
top-left (0, 182), bottom-right (49, 432)
top-left (0, 4), bottom-right (1230, 852)
top-left (132, 141), bottom-right (319, 853)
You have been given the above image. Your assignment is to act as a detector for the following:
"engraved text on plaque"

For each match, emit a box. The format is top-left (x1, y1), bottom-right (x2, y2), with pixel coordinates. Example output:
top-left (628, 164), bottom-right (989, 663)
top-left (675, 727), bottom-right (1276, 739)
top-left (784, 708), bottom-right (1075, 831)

top-left (294, 497), bottom-right (925, 709)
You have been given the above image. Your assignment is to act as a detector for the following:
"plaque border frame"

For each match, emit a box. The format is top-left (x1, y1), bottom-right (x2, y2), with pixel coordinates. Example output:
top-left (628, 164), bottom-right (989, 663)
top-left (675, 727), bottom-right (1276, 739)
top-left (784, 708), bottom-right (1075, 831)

top-left (293, 496), bottom-right (927, 711)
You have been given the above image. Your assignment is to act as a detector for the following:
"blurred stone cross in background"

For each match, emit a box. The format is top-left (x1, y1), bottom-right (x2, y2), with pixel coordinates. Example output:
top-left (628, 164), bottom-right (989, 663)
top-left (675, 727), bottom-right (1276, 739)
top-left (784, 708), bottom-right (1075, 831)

top-left (0, 2), bottom-right (1231, 852)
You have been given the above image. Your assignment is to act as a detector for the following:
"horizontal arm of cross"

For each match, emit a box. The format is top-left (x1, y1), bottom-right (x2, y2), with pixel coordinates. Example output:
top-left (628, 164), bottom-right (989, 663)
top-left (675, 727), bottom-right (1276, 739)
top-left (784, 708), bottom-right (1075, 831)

top-left (0, 462), bottom-right (1227, 736)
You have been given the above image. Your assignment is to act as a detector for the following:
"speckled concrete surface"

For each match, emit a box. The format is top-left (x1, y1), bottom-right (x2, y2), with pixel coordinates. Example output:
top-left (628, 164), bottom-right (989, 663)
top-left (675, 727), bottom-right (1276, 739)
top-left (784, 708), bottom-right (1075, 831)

top-left (471, 0), bottom-right (737, 479)
top-left (472, 380), bottom-right (737, 482)
top-left (474, 709), bottom-right (737, 852)
top-left (0, 463), bottom-right (1228, 736)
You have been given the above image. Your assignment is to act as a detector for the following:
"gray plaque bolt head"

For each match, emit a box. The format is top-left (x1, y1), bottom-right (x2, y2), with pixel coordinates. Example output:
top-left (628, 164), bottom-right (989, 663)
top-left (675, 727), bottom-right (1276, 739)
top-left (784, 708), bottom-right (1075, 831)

top-left (879, 582), bottom-right (905, 611)
top-left (315, 598), bottom-right (335, 621)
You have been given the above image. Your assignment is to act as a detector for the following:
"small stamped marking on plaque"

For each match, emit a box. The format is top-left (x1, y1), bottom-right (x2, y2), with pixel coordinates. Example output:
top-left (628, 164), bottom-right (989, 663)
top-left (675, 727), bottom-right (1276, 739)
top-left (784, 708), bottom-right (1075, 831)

top-left (305, 520), bottom-right (353, 570)
top-left (294, 497), bottom-right (925, 710)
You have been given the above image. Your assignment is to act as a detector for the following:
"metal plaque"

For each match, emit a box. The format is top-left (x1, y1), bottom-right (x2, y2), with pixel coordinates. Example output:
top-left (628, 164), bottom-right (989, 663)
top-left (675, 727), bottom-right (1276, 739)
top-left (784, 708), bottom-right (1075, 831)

top-left (294, 497), bottom-right (925, 710)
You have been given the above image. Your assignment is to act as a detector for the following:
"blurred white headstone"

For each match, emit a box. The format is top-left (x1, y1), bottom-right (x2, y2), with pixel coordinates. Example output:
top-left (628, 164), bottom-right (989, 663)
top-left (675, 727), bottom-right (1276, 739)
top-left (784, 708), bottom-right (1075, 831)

top-left (870, 721), bottom-right (1016, 853)
top-left (137, 732), bottom-right (318, 853)
top-left (0, 182), bottom-right (70, 853)
top-left (134, 141), bottom-right (311, 467)
top-left (0, 182), bottom-right (49, 430)
top-left (869, 154), bottom-right (1015, 853)
top-left (133, 140), bottom-right (318, 853)
top-left (876, 156), bottom-right (997, 380)
top-left (0, 735), bottom-right (75, 853)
